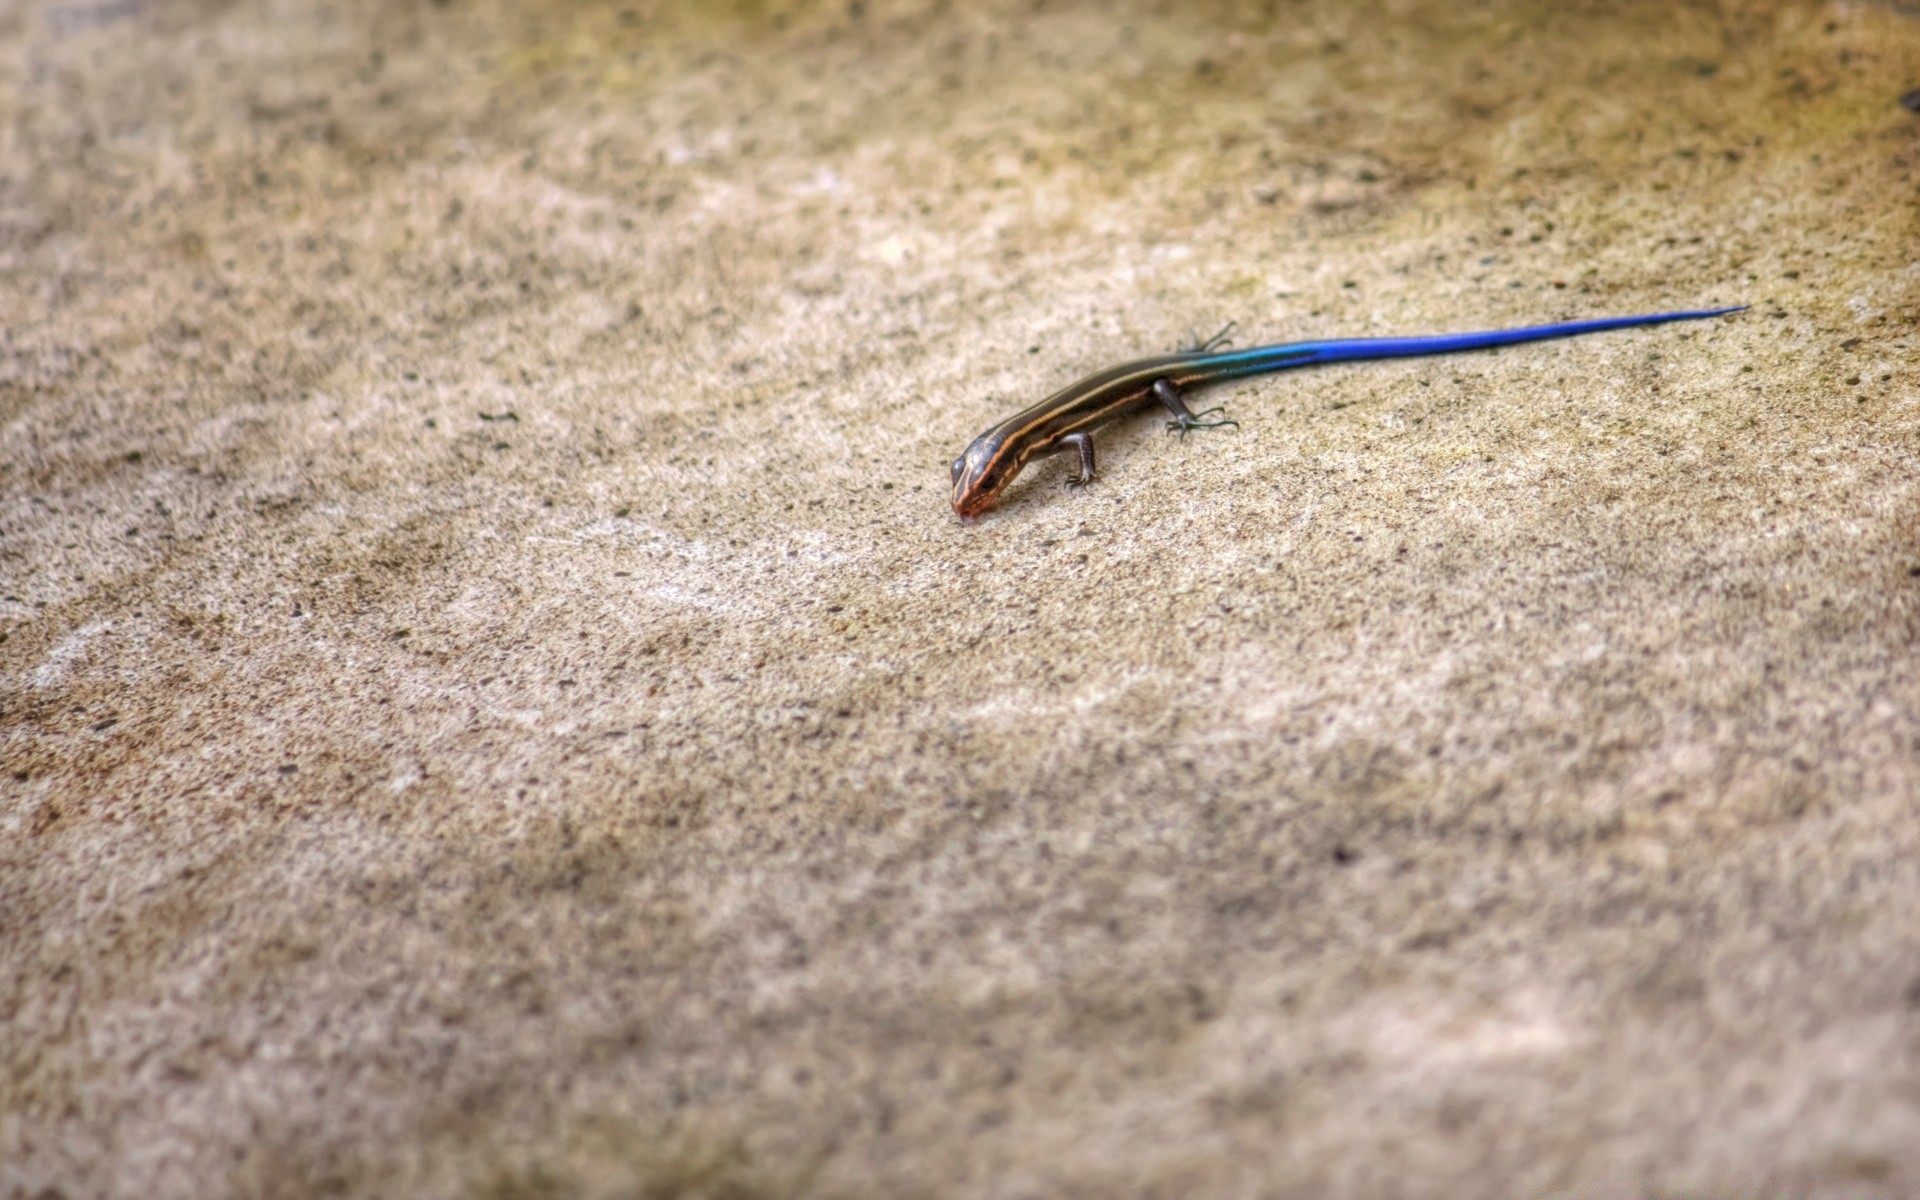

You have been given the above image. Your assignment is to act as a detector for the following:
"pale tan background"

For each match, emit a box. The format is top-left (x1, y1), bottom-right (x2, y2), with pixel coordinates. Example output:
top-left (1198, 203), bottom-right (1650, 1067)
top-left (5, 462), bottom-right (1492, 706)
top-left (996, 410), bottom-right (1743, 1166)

top-left (4, 0), bottom-right (1920, 1196)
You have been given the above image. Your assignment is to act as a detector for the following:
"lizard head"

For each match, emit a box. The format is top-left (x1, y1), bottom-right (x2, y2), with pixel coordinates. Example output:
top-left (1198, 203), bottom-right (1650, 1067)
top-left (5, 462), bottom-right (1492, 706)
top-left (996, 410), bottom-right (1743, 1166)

top-left (950, 433), bottom-right (1021, 519)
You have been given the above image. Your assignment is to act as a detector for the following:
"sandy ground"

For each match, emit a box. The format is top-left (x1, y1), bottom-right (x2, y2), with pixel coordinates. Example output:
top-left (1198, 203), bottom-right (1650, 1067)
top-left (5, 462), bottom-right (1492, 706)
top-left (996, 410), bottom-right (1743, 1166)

top-left (3, 0), bottom-right (1920, 1196)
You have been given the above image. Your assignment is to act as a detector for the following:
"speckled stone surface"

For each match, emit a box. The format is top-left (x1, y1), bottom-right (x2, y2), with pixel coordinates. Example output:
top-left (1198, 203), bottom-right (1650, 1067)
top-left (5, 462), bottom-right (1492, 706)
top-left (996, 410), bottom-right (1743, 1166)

top-left (4, 1), bottom-right (1919, 1196)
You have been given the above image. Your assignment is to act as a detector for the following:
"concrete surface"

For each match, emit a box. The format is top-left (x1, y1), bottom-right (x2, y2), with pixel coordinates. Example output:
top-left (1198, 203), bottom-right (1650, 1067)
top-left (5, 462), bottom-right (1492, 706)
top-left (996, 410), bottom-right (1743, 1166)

top-left (4, 0), bottom-right (1920, 1196)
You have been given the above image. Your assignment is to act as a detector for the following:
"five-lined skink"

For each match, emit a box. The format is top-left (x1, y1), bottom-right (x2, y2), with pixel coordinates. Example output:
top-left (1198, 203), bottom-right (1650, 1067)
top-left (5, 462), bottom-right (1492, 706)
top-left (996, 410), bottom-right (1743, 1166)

top-left (949, 307), bottom-right (1744, 518)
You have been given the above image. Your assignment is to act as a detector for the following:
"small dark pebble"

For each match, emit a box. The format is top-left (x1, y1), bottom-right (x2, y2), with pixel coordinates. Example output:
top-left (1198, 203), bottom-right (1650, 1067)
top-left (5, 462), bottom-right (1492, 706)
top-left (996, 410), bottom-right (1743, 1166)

top-left (1901, 88), bottom-right (1920, 113)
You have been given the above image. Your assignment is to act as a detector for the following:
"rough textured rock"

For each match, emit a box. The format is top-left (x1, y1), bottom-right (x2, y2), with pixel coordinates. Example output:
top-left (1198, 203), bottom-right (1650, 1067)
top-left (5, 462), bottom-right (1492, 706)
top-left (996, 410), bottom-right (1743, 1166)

top-left (4, 0), bottom-right (1919, 1196)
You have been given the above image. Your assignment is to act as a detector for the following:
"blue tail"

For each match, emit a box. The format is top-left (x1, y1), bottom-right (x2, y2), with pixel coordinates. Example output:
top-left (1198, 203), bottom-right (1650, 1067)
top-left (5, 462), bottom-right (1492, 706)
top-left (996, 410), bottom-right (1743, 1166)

top-left (1209, 306), bottom-right (1746, 374)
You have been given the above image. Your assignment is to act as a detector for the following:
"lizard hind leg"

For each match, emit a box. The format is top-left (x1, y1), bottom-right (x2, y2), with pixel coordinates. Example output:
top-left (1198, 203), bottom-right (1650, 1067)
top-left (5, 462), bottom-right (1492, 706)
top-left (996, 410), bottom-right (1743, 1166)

top-left (1153, 378), bottom-right (1240, 437)
top-left (1176, 319), bottom-right (1238, 354)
